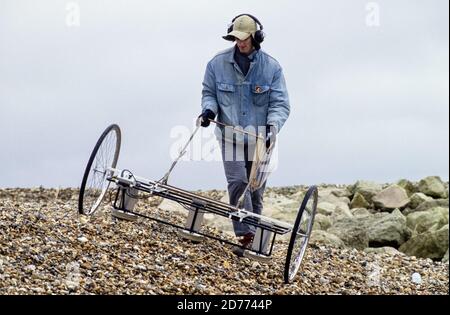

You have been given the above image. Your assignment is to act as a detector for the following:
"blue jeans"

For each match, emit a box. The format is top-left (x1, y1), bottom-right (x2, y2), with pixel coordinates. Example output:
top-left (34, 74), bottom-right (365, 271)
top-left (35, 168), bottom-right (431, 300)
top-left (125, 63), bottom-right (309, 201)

top-left (221, 140), bottom-right (267, 237)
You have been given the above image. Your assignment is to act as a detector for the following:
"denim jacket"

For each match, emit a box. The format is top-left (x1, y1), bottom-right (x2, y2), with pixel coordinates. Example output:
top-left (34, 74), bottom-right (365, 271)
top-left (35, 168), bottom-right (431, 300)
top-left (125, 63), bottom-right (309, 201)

top-left (201, 46), bottom-right (290, 144)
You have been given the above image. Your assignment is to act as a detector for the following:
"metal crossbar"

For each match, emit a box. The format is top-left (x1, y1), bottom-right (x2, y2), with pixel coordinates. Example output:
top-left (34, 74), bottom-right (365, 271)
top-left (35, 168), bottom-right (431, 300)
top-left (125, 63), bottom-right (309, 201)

top-left (107, 168), bottom-right (293, 235)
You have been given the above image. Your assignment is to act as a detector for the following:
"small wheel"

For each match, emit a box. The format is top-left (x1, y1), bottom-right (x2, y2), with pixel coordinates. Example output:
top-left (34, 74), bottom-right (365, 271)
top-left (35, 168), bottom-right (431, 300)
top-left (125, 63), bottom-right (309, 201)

top-left (284, 186), bottom-right (318, 284)
top-left (78, 124), bottom-right (121, 215)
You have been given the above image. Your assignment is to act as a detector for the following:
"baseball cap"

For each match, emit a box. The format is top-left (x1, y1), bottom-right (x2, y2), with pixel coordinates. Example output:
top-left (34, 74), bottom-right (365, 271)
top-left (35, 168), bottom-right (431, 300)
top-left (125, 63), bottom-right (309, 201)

top-left (223, 15), bottom-right (257, 41)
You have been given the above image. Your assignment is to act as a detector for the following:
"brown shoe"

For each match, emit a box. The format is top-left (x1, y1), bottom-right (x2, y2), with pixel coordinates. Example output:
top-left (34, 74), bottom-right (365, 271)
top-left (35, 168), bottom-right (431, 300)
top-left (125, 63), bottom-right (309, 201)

top-left (238, 232), bottom-right (255, 248)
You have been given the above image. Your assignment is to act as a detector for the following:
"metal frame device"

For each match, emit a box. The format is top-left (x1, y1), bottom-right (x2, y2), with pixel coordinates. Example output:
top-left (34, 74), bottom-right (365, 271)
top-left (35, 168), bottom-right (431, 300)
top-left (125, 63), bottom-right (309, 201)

top-left (78, 122), bottom-right (318, 283)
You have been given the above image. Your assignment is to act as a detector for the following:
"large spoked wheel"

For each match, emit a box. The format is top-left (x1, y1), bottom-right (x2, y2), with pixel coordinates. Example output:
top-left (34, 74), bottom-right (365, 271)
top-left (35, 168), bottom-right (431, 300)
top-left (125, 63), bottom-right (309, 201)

top-left (78, 124), bottom-right (121, 215)
top-left (284, 185), bottom-right (318, 284)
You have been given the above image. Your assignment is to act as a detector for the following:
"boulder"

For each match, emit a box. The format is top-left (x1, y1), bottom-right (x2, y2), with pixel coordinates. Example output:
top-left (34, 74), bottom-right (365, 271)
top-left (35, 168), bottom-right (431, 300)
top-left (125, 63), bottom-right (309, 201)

top-left (158, 198), bottom-right (186, 215)
top-left (352, 180), bottom-right (383, 204)
top-left (330, 206), bottom-right (354, 224)
top-left (408, 199), bottom-right (449, 214)
top-left (328, 218), bottom-right (369, 250)
top-left (312, 213), bottom-right (332, 231)
top-left (406, 207), bottom-right (449, 235)
top-left (396, 179), bottom-right (418, 196)
top-left (331, 188), bottom-right (352, 198)
top-left (350, 192), bottom-right (370, 209)
top-left (318, 191), bottom-right (350, 212)
top-left (418, 176), bottom-right (448, 199)
top-left (408, 193), bottom-right (433, 209)
top-left (263, 193), bottom-right (300, 223)
top-left (310, 230), bottom-right (345, 248)
top-left (443, 249), bottom-right (449, 263)
top-left (316, 202), bottom-right (336, 216)
top-left (351, 208), bottom-right (372, 218)
top-left (366, 209), bottom-right (410, 247)
top-left (372, 185), bottom-right (410, 210)
top-left (399, 224), bottom-right (449, 260)
top-left (364, 247), bottom-right (404, 256)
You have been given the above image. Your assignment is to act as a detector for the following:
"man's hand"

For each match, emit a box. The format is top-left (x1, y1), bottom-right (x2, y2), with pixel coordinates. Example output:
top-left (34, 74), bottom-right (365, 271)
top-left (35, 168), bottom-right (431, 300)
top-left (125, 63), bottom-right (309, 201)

top-left (198, 109), bottom-right (216, 127)
top-left (265, 125), bottom-right (277, 149)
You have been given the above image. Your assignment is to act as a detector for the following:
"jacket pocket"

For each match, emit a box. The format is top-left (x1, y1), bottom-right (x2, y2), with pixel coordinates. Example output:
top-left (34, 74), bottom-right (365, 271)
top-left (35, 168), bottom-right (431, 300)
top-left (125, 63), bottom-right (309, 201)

top-left (217, 83), bottom-right (235, 107)
top-left (252, 84), bottom-right (270, 107)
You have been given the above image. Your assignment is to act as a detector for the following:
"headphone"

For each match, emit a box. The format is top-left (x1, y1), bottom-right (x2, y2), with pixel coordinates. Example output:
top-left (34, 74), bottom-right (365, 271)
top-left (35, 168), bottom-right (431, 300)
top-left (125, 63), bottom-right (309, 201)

top-left (227, 14), bottom-right (265, 44)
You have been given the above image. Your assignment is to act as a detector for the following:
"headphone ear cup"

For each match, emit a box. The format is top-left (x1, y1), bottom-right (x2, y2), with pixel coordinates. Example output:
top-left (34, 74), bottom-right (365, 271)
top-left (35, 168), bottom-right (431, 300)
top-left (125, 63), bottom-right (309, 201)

top-left (254, 30), bottom-right (265, 43)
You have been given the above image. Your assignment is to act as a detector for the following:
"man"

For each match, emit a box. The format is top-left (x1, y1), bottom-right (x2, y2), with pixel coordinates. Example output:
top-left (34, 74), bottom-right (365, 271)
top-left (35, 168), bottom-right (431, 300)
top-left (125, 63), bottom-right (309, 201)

top-left (199, 14), bottom-right (290, 256)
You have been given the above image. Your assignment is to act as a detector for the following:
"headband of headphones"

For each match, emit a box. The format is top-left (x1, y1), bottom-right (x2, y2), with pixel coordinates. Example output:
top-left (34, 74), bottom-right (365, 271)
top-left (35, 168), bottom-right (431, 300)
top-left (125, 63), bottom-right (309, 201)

top-left (231, 13), bottom-right (264, 31)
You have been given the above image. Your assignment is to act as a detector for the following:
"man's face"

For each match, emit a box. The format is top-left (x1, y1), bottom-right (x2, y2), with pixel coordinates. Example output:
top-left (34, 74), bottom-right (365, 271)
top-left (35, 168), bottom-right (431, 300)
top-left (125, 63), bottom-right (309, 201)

top-left (235, 36), bottom-right (254, 55)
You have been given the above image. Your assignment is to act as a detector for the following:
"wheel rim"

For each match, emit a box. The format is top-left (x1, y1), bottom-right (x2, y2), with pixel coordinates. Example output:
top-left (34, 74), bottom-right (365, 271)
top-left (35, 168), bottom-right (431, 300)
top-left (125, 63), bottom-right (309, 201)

top-left (285, 186), bottom-right (318, 283)
top-left (80, 125), bottom-right (120, 215)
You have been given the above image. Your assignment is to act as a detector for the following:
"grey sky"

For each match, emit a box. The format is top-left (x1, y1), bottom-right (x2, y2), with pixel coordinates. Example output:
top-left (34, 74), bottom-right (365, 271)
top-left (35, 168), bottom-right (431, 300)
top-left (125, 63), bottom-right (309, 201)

top-left (0, 0), bottom-right (448, 190)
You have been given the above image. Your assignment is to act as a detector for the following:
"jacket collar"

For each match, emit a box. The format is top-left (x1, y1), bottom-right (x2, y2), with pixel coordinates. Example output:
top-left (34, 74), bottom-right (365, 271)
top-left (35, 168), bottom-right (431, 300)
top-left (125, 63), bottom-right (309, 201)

top-left (227, 45), bottom-right (260, 63)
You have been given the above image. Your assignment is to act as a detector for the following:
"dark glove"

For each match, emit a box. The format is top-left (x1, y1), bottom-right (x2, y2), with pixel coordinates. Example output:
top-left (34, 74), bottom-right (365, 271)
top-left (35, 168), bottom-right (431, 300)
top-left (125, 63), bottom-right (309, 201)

top-left (265, 125), bottom-right (277, 149)
top-left (198, 109), bottom-right (216, 127)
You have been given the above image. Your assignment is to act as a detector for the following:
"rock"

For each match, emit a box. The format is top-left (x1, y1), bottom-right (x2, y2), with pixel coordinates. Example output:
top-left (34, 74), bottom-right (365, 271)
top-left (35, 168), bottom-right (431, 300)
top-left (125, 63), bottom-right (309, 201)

top-left (351, 208), bottom-right (372, 218)
top-left (328, 218), bottom-right (369, 250)
top-left (330, 206), bottom-right (353, 224)
top-left (442, 249), bottom-right (449, 263)
top-left (399, 224), bottom-right (449, 260)
top-left (364, 247), bottom-right (403, 256)
top-left (24, 264), bottom-right (36, 273)
top-left (319, 277), bottom-right (330, 285)
top-left (79, 216), bottom-right (90, 224)
top-left (65, 279), bottom-right (79, 290)
top-left (312, 214), bottom-right (332, 231)
top-left (318, 190), bottom-right (350, 211)
top-left (310, 230), bottom-right (345, 248)
top-left (316, 202), bottom-right (336, 216)
top-left (366, 209), bottom-right (409, 248)
top-left (418, 176), bottom-right (448, 199)
top-left (251, 262), bottom-right (261, 268)
top-left (372, 185), bottom-right (410, 210)
top-left (352, 180), bottom-right (383, 204)
top-left (406, 207), bottom-right (449, 235)
top-left (350, 192), bottom-right (370, 209)
top-left (411, 199), bottom-right (450, 214)
top-left (411, 272), bottom-right (422, 285)
top-left (158, 198), bottom-right (186, 215)
top-left (408, 193), bottom-right (433, 209)
top-left (331, 188), bottom-right (352, 198)
top-left (396, 179), bottom-right (418, 197)
top-left (77, 236), bottom-right (88, 243)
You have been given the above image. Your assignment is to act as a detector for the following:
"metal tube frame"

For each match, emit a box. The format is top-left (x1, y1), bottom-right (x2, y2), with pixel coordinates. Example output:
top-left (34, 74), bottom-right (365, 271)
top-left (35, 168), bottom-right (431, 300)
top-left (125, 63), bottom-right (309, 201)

top-left (108, 168), bottom-right (293, 257)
